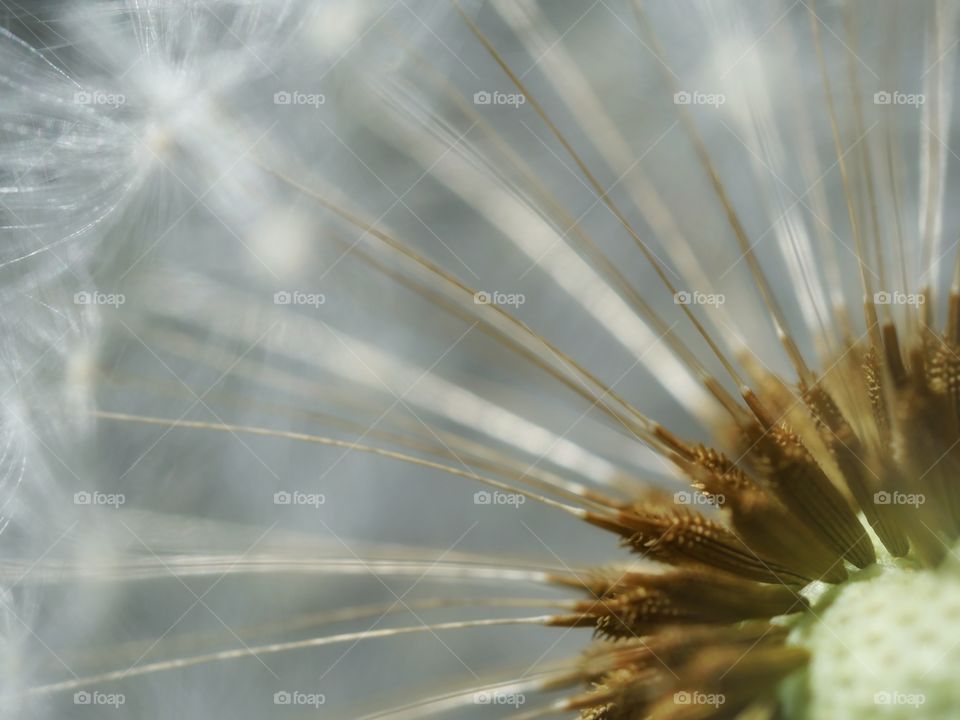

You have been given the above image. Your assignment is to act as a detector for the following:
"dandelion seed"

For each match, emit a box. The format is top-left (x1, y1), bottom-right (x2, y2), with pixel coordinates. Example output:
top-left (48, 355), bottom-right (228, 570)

top-left (4, 1), bottom-right (960, 719)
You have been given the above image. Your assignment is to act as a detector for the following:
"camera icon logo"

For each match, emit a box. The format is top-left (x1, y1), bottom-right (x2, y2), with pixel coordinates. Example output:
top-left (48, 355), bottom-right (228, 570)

top-left (74, 291), bottom-right (92, 305)
top-left (274, 491), bottom-right (292, 505)
top-left (874, 91), bottom-right (892, 105)
top-left (274, 291), bottom-right (292, 305)
top-left (874, 491), bottom-right (891, 505)
top-left (873, 291), bottom-right (891, 305)
top-left (673, 291), bottom-right (692, 305)
top-left (673, 91), bottom-right (692, 105)
top-left (73, 90), bottom-right (92, 105)
top-left (473, 290), bottom-right (491, 305)
top-left (74, 691), bottom-right (92, 705)
top-left (473, 91), bottom-right (492, 105)
top-left (474, 490), bottom-right (492, 505)
top-left (274, 91), bottom-right (292, 105)
top-left (274, 691), bottom-right (292, 705)
top-left (74, 491), bottom-right (92, 505)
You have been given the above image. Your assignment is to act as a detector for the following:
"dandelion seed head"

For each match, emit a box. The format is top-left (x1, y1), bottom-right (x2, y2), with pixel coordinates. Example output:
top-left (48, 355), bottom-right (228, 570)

top-left (6, 1), bottom-right (960, 718)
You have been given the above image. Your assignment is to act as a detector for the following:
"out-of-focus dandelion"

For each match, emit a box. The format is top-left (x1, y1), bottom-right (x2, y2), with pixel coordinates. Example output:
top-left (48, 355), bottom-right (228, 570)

top-left (3, 0), bottom-right (960, 718)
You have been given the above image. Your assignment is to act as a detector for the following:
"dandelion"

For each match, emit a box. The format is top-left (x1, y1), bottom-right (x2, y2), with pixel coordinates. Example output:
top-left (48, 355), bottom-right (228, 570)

top-left (3, 0), bottom-right (960, 718)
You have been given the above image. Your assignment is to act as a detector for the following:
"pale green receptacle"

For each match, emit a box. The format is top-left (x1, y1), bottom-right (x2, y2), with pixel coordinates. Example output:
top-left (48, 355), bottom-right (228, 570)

top-left (782, 549), bottom-right (960, 719)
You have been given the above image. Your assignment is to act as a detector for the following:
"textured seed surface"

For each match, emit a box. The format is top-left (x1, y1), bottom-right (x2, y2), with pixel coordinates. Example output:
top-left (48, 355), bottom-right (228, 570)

top-left (787, 552), bottom-right (960, 719)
